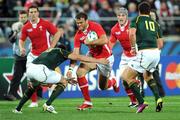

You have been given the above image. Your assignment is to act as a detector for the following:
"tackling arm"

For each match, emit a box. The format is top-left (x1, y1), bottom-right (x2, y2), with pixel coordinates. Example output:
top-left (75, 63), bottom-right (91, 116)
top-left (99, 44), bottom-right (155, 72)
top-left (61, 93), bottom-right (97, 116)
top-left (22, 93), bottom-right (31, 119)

top-left (68, 53), bottom-right (108, 65)
top-left (50, 28), bottom-right (63, 48)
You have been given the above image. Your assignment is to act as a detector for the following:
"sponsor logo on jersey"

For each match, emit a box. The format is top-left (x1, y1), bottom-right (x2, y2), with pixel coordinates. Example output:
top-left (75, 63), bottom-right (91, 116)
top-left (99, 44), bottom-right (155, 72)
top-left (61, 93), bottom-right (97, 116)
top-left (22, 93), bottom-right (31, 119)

top-left (165, 62), bottom-right (180, 89)
top-left (27, 28), bottom-right (33, 32)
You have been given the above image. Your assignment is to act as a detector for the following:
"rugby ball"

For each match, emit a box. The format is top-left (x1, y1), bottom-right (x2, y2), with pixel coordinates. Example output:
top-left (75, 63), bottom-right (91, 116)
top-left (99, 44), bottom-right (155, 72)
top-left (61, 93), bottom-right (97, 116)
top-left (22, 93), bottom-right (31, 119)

top-left (87, 31), bottom-right (98, 42)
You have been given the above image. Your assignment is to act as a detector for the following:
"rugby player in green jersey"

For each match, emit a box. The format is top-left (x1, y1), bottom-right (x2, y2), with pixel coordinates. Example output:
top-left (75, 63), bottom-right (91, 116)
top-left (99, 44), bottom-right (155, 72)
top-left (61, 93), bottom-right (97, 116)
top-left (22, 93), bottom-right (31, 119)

top-left (12, 45), bottom-right (109, 114)
top-left (121, 1), bottom-right (163, 113)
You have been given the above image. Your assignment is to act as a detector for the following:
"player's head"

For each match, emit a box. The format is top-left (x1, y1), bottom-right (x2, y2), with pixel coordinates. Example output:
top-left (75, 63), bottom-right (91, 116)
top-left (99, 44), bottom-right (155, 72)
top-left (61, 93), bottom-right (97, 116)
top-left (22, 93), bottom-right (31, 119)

top-left (75, 12), bottom-right (88, 31)
top-left (150, 9), bottom-right (158, 21)
top-left (18, 10), bottom-right (28, 24)
top-left (115, 7), bottom-right (128, 26)
top-left (28, 4), bottom-right (39, 22)
top-left (138, 1), bottom-right (151, 15)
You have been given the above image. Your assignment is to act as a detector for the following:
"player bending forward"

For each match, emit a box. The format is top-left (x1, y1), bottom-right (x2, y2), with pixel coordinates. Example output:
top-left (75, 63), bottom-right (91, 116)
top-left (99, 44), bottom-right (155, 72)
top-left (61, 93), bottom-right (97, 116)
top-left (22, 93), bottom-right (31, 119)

top-left (12, 45), bottom-right (108, 114)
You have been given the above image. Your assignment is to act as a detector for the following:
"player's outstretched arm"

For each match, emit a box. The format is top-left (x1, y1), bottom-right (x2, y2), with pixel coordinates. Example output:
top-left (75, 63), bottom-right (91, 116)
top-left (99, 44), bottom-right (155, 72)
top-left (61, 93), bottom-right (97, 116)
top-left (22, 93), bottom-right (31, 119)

top-left (68, 53), bottom-right (109, 65)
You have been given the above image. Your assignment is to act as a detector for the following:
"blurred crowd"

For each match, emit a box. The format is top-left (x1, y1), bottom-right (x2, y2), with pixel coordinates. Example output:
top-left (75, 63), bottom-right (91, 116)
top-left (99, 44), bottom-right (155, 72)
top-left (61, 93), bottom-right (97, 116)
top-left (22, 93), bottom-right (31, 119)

top-left (0, 0), bottom-right (180, 43)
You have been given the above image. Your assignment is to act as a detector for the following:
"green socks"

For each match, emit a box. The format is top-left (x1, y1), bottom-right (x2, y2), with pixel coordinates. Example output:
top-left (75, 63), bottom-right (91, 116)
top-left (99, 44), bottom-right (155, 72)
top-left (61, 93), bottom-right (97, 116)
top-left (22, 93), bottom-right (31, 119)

top-left (147, 79), bottom-right (160, 100)
top-left (46, 83), bottom-right (66, 106)
top-left (130, 82), bottom-right (144, 104)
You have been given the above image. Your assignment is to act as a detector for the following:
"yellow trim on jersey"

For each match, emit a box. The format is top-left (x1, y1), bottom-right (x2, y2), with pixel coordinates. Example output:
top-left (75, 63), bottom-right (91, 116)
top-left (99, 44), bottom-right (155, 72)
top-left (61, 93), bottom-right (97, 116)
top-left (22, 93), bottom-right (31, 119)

top-left (136, 16), bottom-right (140, 23)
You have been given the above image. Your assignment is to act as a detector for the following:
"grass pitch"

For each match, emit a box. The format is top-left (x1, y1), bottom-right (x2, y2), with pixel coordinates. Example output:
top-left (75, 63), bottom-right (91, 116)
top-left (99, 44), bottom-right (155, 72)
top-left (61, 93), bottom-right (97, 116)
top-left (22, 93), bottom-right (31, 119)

top-left (0, 96), bottom-right (180, 120)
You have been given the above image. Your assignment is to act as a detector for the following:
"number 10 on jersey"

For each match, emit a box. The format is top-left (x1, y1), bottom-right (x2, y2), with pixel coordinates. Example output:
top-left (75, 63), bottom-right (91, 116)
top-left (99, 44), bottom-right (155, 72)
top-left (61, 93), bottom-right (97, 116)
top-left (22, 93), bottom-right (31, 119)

top-left (145, 21), bottom-right (155, 31)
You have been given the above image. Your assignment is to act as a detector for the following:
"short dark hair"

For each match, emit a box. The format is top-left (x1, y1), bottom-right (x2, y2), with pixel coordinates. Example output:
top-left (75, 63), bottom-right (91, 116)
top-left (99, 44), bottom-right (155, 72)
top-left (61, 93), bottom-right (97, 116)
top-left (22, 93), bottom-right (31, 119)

top-left (19, 10), bottom-right (27, 15)
top-left (75, 12), bottom-right (88, 20)
top-left (28, 4), bottom-right (39, 12)
top-left (138, 1), bottom-right (151, 15)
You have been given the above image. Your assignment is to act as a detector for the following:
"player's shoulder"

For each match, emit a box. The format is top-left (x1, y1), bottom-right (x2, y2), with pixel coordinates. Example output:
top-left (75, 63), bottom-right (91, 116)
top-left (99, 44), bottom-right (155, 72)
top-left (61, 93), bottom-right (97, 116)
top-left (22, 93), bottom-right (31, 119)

top-left (111, 22), bottom-right (119, 32)
top-left (89, 21), bottom-right (101, 27)
top-left (74, 30), bottom-right (81, 39)
top-left (39, 18), bottom-right (51, 25)
top-left (22, 21), bottom-right (31, 29)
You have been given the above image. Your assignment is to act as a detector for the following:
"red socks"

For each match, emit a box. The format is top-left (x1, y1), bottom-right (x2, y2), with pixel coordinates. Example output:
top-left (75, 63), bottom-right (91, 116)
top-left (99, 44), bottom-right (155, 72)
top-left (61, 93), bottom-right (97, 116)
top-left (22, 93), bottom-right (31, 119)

top-left (107, 78), bottom-right (116, 88)
top-left (77, 76), bottom-right (91, 102)
top-left (125, 88), bottom-right (137, 103)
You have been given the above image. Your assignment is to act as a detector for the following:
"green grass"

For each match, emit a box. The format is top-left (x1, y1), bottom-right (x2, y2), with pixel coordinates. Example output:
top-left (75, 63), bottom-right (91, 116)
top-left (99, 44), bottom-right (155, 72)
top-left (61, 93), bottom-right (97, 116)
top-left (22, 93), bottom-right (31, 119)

top-left (0, 96), bottom-right (180, 120)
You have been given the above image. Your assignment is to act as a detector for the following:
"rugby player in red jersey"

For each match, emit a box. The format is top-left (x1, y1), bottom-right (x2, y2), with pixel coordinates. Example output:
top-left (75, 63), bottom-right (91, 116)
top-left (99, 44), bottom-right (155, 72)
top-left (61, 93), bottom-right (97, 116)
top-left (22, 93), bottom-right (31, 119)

top-left (109, 7), bottom-right (138, 108)
top-left (66, 12), bottom-right (119, 110)
top-left (19, 5), bottom-right (62, 107)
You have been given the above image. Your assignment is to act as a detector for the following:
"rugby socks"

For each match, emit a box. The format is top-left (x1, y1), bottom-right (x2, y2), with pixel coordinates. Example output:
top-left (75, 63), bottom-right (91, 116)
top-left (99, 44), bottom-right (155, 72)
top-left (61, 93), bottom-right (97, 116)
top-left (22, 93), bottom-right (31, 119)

top-left (138, 73), bottom-right (145, 97)
top-left (107, 78), bottom-right (116, 88)
top-left (16, 88), bottom-right (36, 111)
top-left (123, 81), bottom-right (137, 104)
top-left (46, 83), bottom-right (65, 106)
top-left (153, 70), bottom-right (165, 97)
top-left (147, 79), bottom-right (160, 100)
top-left (31, 92), bottom-right (38, 102)
top-left (129, 82), bottom-right (144, 104)
top-left (125, 88), bottom-right (137, 103)
top-left (78, 76), bottom-right (91, 102)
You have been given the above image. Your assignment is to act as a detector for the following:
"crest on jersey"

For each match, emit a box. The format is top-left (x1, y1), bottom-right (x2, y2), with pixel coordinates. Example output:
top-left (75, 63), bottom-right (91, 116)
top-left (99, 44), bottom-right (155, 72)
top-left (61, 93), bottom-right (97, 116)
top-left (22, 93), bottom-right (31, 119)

top-left (115, 31), bottom-right (121, 35)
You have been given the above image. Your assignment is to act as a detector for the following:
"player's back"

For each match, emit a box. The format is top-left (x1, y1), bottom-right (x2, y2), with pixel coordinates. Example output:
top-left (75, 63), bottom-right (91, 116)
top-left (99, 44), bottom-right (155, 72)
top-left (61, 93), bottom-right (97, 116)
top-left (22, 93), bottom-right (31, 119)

top-left (131, 16), bottom-right (160, 50)
top-left (32, 48), bottom-right (70, 70)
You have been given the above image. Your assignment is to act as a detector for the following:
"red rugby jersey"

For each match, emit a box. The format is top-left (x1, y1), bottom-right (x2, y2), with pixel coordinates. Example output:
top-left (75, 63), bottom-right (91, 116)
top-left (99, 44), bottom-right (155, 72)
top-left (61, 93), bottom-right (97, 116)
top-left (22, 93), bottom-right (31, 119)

top-left (110, 21), bottom-right (134, 57)
top-left (74, 21), bottom-right (111, 59)
top-left (21, 18), bottom-right (57, 56)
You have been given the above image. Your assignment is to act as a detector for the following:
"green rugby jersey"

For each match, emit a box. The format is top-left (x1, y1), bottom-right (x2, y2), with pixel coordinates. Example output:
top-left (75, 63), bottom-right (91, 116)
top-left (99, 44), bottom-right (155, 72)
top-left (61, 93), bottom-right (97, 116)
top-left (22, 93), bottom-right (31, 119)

top-left (32, 48), bottom-right (71, 70)
top-left (130, 15), bottom-right (162, 50)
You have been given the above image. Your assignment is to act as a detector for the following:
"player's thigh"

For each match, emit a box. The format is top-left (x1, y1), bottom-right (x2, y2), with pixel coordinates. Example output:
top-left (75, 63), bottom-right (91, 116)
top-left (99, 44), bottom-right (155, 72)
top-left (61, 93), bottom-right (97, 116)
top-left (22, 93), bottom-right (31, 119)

top-left (45, 70), bottom-right (62, 84)
top-left (26, 63), bottom-right (47, 82)
top-left (97, 55), bottom-right (114, 78)
top-left (76, 62), bottom-right (96, 77)
top-left (119, 54), bottom-right (135, 78)
top-left (121, 66), bottom-right (138, 84)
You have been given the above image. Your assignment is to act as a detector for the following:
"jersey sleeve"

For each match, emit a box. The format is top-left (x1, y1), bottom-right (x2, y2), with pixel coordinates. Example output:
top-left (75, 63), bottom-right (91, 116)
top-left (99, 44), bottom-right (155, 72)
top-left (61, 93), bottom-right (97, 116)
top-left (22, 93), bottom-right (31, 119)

top-left (20, 26), bottom-right (27, 41)
top-left (109, 29), bottom-right (117, 43)
top-left (46, 20), bottom-right (58, 35)
top-left (93, 23), bottom-right (106, 37)
top-left (130, 17), bottom-right (138, 28)
top-left (60, 49), bottom-right (71, 58)
top-left (74, 33), bottom-right (81, 48)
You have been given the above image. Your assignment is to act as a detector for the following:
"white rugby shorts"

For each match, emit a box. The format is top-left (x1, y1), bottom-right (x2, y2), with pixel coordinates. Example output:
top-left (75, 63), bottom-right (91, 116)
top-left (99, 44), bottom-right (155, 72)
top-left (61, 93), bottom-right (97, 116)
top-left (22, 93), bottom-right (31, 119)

top-left (119, 53), bottom-right (136, 77)
top-left (26, 63), bottom-right (62, 84)
top-left (96, 55), bottom-right (114, 77)
top-left (128, 49), bottom-right (160, 73)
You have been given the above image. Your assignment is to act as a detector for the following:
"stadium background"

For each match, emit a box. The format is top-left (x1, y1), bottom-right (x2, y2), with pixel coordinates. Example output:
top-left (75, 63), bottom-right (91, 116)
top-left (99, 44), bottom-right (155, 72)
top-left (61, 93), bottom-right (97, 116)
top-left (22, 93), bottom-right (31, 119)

top-left (0, 0), bottom-right (179, 99)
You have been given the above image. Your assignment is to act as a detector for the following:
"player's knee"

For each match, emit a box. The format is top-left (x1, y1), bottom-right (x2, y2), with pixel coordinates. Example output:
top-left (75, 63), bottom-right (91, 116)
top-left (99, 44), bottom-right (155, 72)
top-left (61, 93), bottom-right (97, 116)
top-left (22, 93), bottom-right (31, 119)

top-left (76, 68), bottom-right (86, 77)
